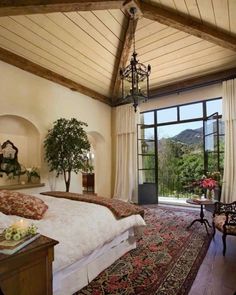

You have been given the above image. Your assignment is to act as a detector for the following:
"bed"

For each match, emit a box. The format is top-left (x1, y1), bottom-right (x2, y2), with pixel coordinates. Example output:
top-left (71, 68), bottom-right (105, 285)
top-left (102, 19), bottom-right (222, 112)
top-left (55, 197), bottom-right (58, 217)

top-left (0, 192), bottom-right (146, 295)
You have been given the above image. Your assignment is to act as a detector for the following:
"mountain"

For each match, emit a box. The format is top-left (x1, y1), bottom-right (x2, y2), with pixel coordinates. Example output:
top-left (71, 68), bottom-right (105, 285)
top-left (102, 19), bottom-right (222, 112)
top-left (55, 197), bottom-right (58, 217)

top-left (171, 120), bottom-right (224, 145)
top-left (172, 128), bottom-right (203, 145)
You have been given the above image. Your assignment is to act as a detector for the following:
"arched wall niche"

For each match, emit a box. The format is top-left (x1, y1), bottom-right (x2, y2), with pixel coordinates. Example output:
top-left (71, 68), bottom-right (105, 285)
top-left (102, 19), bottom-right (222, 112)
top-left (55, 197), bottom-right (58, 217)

top-left (0, 115), bottom-right (41, 174)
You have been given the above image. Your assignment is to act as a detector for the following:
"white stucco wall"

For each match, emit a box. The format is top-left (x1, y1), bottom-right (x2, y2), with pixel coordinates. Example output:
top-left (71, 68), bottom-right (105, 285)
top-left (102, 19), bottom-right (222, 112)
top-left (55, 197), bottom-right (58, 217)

top-left (0, 61), bottom-right (112, 197)
top-left (140, 83), bottom-right (222, 112)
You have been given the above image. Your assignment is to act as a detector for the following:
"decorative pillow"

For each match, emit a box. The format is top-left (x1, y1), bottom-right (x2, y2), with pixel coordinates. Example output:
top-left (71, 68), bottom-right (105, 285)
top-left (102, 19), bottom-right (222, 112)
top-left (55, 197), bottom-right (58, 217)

top-left (0, 190), bottom-right (48, 220)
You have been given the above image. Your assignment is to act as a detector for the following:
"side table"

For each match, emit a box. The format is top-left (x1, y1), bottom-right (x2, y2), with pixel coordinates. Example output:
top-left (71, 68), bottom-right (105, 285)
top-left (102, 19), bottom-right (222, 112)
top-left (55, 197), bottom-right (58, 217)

top-left (0, 235), bottom-right (58, 295)
top-left (186, 198), bottom-right (215, 234)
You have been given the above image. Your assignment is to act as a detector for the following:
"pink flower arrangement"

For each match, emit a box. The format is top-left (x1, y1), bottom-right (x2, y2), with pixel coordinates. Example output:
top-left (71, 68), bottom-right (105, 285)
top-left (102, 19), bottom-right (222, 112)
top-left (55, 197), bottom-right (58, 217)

top-left (200, 178), bottom-right (217, 190)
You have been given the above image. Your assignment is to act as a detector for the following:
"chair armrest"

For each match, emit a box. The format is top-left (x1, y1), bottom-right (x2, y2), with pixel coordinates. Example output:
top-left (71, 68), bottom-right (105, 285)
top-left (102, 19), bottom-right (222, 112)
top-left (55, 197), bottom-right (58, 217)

top-left (214, 201), bottom-right (236, 216)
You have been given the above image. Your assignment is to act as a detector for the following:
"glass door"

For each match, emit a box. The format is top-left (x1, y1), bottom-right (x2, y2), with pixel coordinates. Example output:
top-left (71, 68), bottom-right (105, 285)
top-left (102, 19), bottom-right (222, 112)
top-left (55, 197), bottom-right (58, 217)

top-left (204, 112), bottom-right (224, 202)
top-left (137, 112), bottom-right (157, 204)
top-left (204, 112), bottom-right (220, 172)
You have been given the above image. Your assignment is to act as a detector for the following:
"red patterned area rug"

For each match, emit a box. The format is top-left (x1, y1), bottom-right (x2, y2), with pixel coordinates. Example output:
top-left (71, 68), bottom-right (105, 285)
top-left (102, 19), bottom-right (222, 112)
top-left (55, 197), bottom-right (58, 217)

top-left (74, 205), bottom-right (213, 295)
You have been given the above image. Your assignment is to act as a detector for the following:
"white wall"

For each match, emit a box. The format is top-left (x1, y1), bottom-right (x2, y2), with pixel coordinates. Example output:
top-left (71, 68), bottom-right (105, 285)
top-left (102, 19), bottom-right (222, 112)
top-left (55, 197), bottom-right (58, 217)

top-left (140, 83), bottom-right (222, 112)
top-left (0, 61), bottom-right (112, 197)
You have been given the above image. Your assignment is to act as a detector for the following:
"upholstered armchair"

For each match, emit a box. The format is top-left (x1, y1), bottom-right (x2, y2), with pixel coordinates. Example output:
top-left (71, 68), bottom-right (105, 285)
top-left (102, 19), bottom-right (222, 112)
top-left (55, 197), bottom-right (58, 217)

top-left (213, 201), bottom-right (236, 256)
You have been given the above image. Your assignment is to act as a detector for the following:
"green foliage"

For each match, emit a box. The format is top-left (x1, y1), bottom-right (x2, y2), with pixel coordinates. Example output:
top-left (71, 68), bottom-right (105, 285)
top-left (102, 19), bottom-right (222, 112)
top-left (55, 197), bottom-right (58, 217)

top-left (142, 136), bottom-right (225, 198)
top-left (154, 137), bottom-right (224, 198)
top-left (156, 139), bottom-right (204, 198)
top-left (178, 152), bottom-right (204, 185)
top-left (26, 167), bottom-right (40, 183)
top-left (141, 153), bottom-right (155, 183)
top-left (44, 118), bottom-right (91, 191)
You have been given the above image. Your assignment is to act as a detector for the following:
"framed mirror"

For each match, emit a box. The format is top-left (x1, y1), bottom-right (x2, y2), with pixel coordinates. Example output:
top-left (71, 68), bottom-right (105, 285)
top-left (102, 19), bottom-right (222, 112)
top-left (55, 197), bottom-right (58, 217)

top-left (0, 140), bottom-right (20, 175)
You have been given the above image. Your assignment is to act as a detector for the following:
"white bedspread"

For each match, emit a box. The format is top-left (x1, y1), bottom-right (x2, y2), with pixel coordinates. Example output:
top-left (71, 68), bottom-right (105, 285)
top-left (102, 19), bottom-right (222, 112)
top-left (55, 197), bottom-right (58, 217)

top-left (0, 194), bottom-right (146, 272)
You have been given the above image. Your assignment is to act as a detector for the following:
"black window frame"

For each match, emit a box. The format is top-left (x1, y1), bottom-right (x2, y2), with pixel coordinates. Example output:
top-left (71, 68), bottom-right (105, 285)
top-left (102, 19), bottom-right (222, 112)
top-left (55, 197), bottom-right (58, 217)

top-left (138, 97), bottom-right (224, 199)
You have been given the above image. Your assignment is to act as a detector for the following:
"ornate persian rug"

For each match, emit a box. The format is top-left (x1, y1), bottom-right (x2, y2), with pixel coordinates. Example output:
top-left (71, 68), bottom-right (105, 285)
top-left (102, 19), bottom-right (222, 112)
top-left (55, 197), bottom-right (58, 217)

top-left (74, 205), bottom-right (213, 295)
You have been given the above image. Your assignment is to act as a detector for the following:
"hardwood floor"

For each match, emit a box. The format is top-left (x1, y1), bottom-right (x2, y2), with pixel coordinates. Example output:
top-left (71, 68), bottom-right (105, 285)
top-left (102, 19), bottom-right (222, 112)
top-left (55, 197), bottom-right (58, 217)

top-left (189, 229), bottom-right (236, 295)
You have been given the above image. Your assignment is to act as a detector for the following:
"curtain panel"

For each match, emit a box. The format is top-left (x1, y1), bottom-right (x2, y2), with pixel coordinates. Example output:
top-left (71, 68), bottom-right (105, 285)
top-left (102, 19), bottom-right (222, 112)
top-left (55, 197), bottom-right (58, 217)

top-left (113, 104), bottom-right (139, 202)
top-left (222, 79), bottom-right (236, 203)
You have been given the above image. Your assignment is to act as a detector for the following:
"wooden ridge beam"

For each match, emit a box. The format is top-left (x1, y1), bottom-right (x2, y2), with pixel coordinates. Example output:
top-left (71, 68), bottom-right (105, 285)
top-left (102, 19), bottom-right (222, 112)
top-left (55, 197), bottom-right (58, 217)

top-left (150, 67), bottom-right (236, 98)
top-left (0, 0), bottom-right (124, 16)
top-left (0, 47), bottom-right (111, 105)
top-left (112, 17), bottom-right (138, 101)
top-left (140, 2), bottom-right (236, 52)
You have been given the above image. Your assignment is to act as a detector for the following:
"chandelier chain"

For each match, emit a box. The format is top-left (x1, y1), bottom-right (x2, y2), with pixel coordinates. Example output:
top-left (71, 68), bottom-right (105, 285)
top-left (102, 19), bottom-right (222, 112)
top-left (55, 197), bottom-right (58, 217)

top-left (132, 11), bottom-right (136, 54)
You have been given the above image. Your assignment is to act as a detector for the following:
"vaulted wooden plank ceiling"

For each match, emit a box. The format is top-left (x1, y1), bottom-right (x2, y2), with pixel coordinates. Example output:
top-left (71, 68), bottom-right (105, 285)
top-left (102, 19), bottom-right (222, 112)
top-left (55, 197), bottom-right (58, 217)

top-left (0, 0), bottom-right (236, 106)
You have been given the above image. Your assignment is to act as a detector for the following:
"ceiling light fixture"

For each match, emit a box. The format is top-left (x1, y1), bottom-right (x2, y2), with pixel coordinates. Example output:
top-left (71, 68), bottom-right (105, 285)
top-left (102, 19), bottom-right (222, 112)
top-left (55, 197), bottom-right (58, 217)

top-left (120, 7), bottom-right (151, 112)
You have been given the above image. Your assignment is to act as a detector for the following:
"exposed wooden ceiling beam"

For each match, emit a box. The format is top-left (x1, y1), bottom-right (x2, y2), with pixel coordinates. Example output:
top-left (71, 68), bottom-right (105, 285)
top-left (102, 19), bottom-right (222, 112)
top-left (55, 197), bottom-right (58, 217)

top-left (112, 17), bottom-right (138, 101)
top-left (0, 0), bottom-right (124, 16)
top-left (150, 67), bottom-right (236, 98)
top-left (0, 47), bottom-right (111, 105)
top-left (140, 2), bottom-right (236, 52)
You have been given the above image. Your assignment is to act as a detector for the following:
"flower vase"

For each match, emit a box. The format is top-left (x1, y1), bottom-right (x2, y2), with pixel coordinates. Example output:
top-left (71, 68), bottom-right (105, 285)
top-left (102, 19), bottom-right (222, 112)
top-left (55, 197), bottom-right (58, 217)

top-left (206, 189), bottom-right (214, 200)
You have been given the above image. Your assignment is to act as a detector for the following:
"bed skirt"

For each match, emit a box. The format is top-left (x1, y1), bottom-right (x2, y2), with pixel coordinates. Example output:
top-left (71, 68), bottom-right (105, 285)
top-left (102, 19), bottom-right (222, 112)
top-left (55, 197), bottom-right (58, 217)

top-left (53, 228), bottom-right (136, 295)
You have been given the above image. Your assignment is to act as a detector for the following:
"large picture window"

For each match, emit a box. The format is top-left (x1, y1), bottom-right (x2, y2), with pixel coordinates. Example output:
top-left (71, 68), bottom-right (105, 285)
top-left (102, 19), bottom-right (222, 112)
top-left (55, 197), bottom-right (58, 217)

top-left (138, 98), bottom-right (224, 204)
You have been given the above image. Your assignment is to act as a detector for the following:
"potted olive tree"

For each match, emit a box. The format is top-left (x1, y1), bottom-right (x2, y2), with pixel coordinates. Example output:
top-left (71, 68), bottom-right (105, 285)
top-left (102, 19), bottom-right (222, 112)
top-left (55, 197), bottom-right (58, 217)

top-left (44, 118), bottom-right (91, 192)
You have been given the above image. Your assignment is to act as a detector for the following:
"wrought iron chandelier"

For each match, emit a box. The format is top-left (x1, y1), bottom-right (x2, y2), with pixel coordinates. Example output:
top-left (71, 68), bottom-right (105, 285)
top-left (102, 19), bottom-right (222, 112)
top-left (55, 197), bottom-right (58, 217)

top-left (120, 7), bottom-right (151, 112)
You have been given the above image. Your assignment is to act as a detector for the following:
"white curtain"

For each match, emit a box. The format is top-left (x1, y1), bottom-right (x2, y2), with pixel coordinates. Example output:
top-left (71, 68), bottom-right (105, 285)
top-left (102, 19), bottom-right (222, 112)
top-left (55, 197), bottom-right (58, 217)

top-left (222, 79), bottom-right (236, 203)
top-left (113, 104), bottom-right (139, 202)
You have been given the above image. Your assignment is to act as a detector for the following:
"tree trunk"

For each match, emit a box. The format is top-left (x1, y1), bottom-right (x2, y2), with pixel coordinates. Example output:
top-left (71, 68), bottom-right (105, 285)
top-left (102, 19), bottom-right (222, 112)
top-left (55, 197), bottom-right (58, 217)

top-left (63, 170), bottom-right (71, 192)
top-left (65, 181), bottom-right (70, 192)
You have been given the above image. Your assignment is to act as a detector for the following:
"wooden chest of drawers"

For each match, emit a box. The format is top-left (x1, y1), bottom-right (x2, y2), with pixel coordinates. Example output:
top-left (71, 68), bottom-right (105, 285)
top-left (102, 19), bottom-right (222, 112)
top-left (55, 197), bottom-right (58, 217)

top-left (0, 235), bottom-right (58, 295)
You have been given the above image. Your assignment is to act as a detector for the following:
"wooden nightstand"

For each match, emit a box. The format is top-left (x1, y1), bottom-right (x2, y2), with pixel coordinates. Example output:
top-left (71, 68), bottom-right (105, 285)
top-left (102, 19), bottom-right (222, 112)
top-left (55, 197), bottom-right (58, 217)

top-left (0, 235), bottom-right (58, 295)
